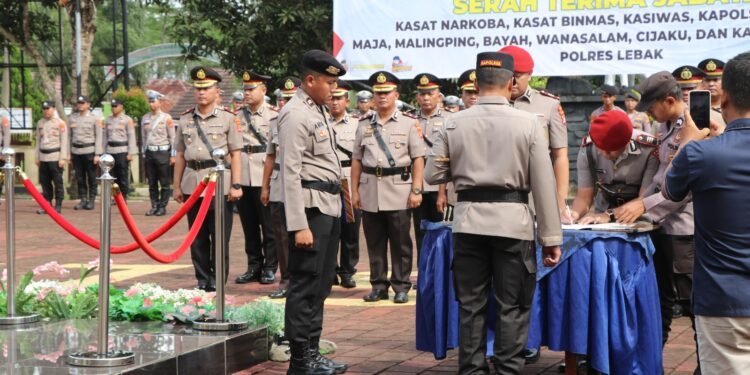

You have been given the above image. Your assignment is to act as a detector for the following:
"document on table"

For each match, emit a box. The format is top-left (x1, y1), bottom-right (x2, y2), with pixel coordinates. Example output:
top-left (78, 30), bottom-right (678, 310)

top-left (562, 222), bottom-right (658, 233)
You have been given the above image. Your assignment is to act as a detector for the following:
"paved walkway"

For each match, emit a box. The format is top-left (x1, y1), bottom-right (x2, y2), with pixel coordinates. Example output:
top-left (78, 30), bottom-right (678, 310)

top-left (1, 198), bottom-right (698, 374)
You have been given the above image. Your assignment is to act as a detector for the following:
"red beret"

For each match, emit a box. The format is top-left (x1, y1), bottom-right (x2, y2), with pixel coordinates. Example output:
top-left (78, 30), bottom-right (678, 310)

top-left (589, 111), bottom-right (633, 152)
top-left (499, 45), bottom-right (534, 73)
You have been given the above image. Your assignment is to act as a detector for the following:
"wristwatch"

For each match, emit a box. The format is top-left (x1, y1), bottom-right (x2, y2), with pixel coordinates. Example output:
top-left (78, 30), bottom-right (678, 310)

top-left (231, 183), bottom-right (242, 190)
top-left (606, 209), bottom-right (615, 223)
top-left (411, 187), bottom-right (423, 195)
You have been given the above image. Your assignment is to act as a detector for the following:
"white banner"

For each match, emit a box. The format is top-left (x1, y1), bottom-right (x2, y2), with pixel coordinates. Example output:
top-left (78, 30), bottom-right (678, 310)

top-left (332, 0), bottom-right (750, 79)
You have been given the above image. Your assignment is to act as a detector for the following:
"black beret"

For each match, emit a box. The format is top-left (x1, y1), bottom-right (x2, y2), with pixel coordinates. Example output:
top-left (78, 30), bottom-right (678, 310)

top-left (300, 49), bottom-right (346, 77)
top-left (635, 71), bottom-right (678, 112)
top-left (476, 52), bottom-right (514, 72)
top-left (672, 65), bottom-right (704, 88)
top-left (458, 69), bottom-right (477, 91)
top-left (599, 84), bottom-right (619, 96)
top-left (697, 58), bottom-right (724, 77)
top-left (241, 70), bottom-right (272, 88)
top-left (413, 73), bottom-right (442, 91)
top-left (369, 71), bottom-right (400, 93)
top-left (190, 66), bottom-right (222, 88)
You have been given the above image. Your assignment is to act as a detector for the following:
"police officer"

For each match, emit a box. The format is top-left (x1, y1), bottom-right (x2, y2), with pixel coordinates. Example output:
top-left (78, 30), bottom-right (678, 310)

top-left (279, 50), bottom-right (347, 375)
top-left (458, 69), bottom-right (478, 109)
top-left (355, 90), bottom-right (374, 116)
top-left (566, 110), bottom-right (658, 224)
top-left (444, 95), bottom-right (461, 113)
top-left (672, 65), bottom-right (704, 104)
top-left (35, 101), bottom-right (69, 214)
top-left (697, 59), bottom-right (728, 130)
top-left (277, 76), bottom-right (301, 109)
top-left (590, 84), bottom-right (625, 123)
top-left (328, 79), bottom-right (360, 289)
top-left (351, 71), bottom-right (425, 304)
top-left (232, 90), bottom-right (245, 111)
top-left (412, 73), bottom-right (448, 255)
top-left (142, 92), bottom-right (175, 216)
top-left (98, 99), bottom-right (137, 201)
top-left (623, 87), bottom-right (652, 134)
top-left (234, 70), bottom-right (279, 285)
top-left (173, 66), bottom-right (243, 291)
top-left (69, 95), bottom-right (102, 210)
top-left (425, 51), bottom-right (562, 374)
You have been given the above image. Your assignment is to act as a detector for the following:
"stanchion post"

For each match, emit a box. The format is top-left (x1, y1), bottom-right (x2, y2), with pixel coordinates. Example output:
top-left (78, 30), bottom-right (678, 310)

top-left (193, 149), bottom-right (248, 331)
top-left (0, 148), bottom-right (39, 325)
top-left (66, 155), bottom-right (134, 367)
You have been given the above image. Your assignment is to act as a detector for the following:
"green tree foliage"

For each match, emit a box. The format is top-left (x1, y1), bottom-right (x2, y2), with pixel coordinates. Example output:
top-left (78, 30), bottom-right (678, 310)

top-left (113, 86), bottom-right (148, 120)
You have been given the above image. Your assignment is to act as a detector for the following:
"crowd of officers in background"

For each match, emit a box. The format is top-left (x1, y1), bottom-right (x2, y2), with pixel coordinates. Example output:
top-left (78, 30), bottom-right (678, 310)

top-left (1, 45), bottom-right (729, 373)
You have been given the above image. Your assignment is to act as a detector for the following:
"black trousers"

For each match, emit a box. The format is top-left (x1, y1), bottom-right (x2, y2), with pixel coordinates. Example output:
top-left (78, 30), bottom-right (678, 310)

top-left (413, 191), bottom-right (442, 260)
top-left (452, 233), bottom-right (536, 375)
top-left (236, 186), bottom-right (277, 272)
top-left (72, 153), bottom-right (97, 200)
top-left (111, 152), bottom-right (129, 198)
top-left (284, 208), bottom-right (340, 343)
top-left (269, 201), bottom-right (290, 289)
top-left (650, 230), bottom-right (695, 344)
top-left (362, 210), bottom-right (413, 293)
top-left (184, 194), bottom-right (233, 285)
top-left (145, 150), bottom-right (171, 208)
top-left (336, 209), bottom-right (362, 277)
top-left (39, 161), bottom-right (64, 203)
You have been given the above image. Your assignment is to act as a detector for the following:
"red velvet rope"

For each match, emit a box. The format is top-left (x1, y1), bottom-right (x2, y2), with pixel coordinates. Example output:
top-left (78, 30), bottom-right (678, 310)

top-left (22, 177), bottom-right (207, 253)
top-left (114, 180), bottom-right (216, 263)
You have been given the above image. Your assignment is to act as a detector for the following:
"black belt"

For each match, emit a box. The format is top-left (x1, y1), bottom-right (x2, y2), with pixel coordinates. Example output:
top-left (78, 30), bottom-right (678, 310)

top-left (273, 163), bottom-right (280, 171)
top-left (340, 160), bottom-right (352, 168)
top-left (457, 188), bottom-right (529, 204)
top-left (242, 145), bottom-right (266, 154)
top-left (362, 165), bottom-right (410, 177)
top-left (40, 148), bottom-right (61, 154)
top-left (186, 160), bottom-right (218, 170)
top-left (108, 141), bottom-right (128, 147)
top-left (72, 142), bottom-right (95, 148)
top-left (301, 180), bottom-right (342, 195)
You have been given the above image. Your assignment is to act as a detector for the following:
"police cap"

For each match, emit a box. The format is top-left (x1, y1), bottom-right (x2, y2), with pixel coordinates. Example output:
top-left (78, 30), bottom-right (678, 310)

top-left (635, 71), bottom-right (679, 112)
top-left (476, 51), bottom-right (514, 72)
top-left (413, 73), bottom-right (441, 92)
top-left (369, 71), bottom-right (400, 93)
top-left (697, 58), bottom-right (724, 78)
top-left (672, 65), bottom-right (704, 88)
top-left (332, 79), bottom-right (352, 98)
top-left (279, 76), bottom-right (301, 98)
top-left (42, 100), bottom-right (54, 109)
top-left (190, 66), bottom-right (222, 88)
top-left (241, 70), bottom-right (271, 89)
top-left (458, 69), bottom-right (477, 91)
top-left (599, 84), bottom-right (619, 97)
top-left (76, 95), bottom-right (89, 103)
top-left (356, 90), bottom-right (373, 102)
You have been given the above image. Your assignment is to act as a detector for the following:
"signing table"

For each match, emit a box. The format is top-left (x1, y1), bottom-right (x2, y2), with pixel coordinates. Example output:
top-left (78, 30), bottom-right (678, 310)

top-left (415, 221), bottom-right (662, 374)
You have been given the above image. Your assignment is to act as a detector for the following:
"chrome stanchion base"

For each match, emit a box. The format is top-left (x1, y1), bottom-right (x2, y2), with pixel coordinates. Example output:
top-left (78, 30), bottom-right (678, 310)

top-left (65, 350), bottom-right (135, 367)
top-left (192, 319), bottom-right (248, 331)
top-left (0, 313), bottom-right (40, 325)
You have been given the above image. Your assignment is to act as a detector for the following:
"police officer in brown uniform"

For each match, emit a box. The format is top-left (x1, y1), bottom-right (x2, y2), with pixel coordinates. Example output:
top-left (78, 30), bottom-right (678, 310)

top-left (623, 88), bottom-right (653, 134)
top-left (277, 76), bottom-right (301, 109)
top-left (279, 50), bottom-right (347, 375)
top-left (142, 92), bottom-right (175, 216)
top-left (35, 101), bottom-right (69, 214)
top-left (412, 73), bottom-right (448, 255)
top-left (425, 51), bottom-right (562, 374)
top-left (458, 69), bottom-right (479, 109)
top-left (328, 79), bottom-right (360, 289)
top-left (698, 58), bottom-right (728, 130)
top-left (351, 71), bottom-right (425, 304)
top-left (672, 65), bottom-right (704, 104)
top-left (567, 110), bottom-right (659, 224)
top-left (98, 99), bottom-right (137, 201)
top-left (69, 95), bottom-right (102, 210)
top-left (234, 70), bottom-right (279, 285)
top-left (590, 84), bottom-right (626, 123)
top-left (173, 66), bottom-right (243, 291)
top-left (355, 90), bottom-right (374, 116)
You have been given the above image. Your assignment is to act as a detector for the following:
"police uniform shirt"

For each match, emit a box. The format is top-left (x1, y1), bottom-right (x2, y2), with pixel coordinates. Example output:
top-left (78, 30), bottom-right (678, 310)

top-left (352, 109), bottom-right (426, 213)
top-left (175, 105), bottom-right (243, 195)
top-left (332, 113), bottom-right (358, 179)
top-left (1, 116), bottom-right (10, 149)
top-left (142, 111), bottom-right (175, 149)
top-left (418, 109), bottom-right (446, 192)
top-left (629, 111), bottom-right (652, 134)
top-left (279, 88), bottom-right (342, 232)
top-left (512, 87), bottom-right (567, 149)
top-left (35, 117), bottom-right (69, 162)
top-left (99, 113), bottom-right (137, 155)
top-left (267, 118), bottom-right (284, 203)
top-left (710, 109), bottom-right (726, 128)
top-left (238, 103), bottom-right (277, 187)
top-left (68, 111), bottom-right (102, 155)
top-left (577, 130), bottom-right (659, 212)
top-left (591, 105), bottom-right (626, 121)
top-left (425, 96), bottom-right (562, 246)
top-left (642, 116), bottom-right (694, 235)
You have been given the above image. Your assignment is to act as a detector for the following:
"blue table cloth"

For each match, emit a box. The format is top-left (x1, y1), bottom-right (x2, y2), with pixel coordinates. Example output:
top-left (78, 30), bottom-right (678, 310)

top-left (415, 222), bottom-right (662, 374)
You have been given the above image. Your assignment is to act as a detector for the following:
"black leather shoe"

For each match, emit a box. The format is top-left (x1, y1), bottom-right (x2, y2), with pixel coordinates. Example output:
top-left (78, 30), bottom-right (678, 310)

top-left (268, 289), bottom-right (287, 299)
top-left (524, 348), bottom-right (541, 364)
top-left (145, 207), bottom-right (157, 216)
top-left (235, 270), bottom-right (260, 284)
top-left (83, 200), bottom-right (95, 210)
top-left (55, 203), bottom-right (62, 213)
top-left (196, 282), bottom-right (208, 291)
top-left (363, 289), bottom-right (388, 302)
top-left (309, 338), bottom-right (347, 374)
top-left (205, 284), bottom-right (216, 292)
top-left (154, 207), bottom-right (166, 216)
top-left (74, 200), bottom-right (87, 210)
top-left (260, 269), bottom-right (276, 284)
top-left (393, 291), bottom-right (409, 304)
top-left (339, 275), bottom-right (356, 289)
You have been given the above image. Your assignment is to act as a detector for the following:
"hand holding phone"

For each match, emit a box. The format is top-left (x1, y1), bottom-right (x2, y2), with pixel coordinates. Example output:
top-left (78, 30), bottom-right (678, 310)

top-left (689, 90), bottom-right (711, 130)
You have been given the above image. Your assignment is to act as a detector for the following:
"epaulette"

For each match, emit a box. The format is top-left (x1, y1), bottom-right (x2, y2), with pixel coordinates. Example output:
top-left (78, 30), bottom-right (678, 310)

top-left (359, 111), bottom-right (375, 122)
top-left (539, 90), bottom-right (560, 100)
top-left (401, 111), bottom-right (418, 119)
top-left (268, 106), bottom-right (279, 112)
top-left (181, 107), bottom-right (195, 115)
top-left (634, 134), bottom-right (659, 147)
top-left (580, 136), bottom-right (593, 147)
top-left (222, 106), bottom-right (236, 114)
top-left (349, 112), bottom-right (361, 120)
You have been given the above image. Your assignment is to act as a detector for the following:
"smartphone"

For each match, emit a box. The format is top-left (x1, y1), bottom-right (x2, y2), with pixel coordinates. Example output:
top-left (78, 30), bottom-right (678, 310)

top-left (689, 90), bottom-right (711, 130)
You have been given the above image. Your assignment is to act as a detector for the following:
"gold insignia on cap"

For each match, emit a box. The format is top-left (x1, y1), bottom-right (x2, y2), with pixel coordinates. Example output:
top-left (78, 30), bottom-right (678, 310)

top-left (469, 71), bottom-right (476, 81)
top-left (376, 73), bottom-right (387, 84)
top-left (196, 69), bottom-right (206, 80)
top-left (680, 68), bottom-right (692, 80)
top-left (284, 79), bottom-right (295, 90)
top-left (326, 66), bottom-right (340, 75)
top-left (706, 60), bottom-right (717, 72)
top-left (242, 71), bottom-right (251, 81)
top-left (419, 75), bottom-right (429, 85)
